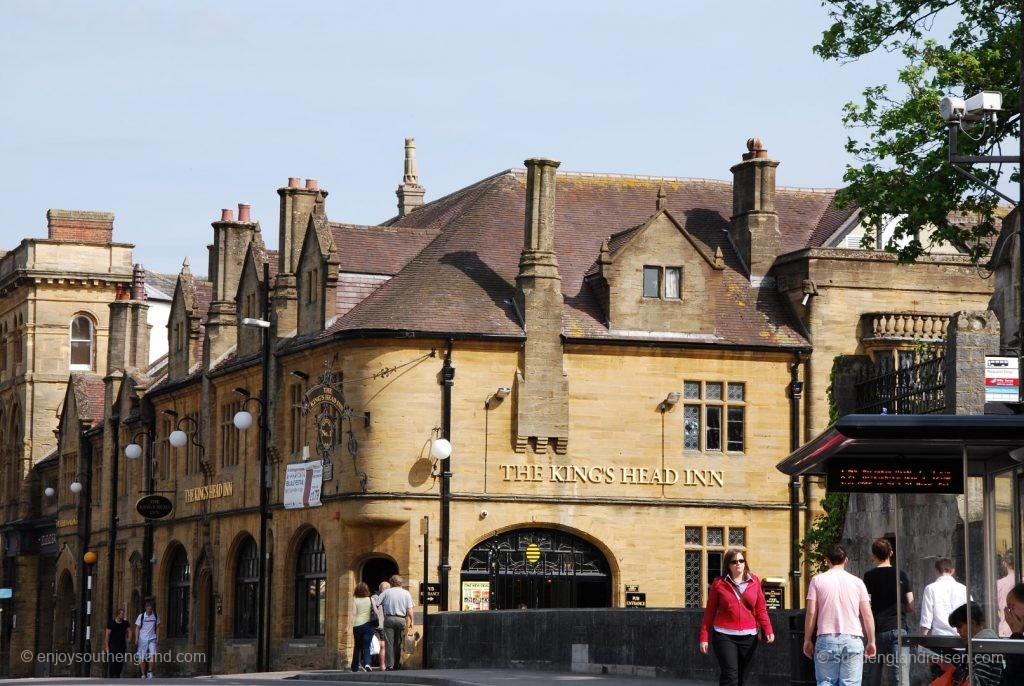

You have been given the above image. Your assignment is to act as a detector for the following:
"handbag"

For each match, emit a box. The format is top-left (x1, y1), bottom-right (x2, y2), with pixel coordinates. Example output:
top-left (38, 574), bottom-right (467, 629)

top-left (728, 578), bottom-right (766, 640)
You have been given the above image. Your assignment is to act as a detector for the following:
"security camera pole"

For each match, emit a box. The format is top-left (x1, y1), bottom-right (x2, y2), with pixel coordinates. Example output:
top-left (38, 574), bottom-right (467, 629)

top-left (941, 12), bottom-right (1024, 406)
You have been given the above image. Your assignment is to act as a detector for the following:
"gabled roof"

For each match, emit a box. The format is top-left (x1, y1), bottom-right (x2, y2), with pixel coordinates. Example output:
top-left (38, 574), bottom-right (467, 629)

top-left (70, 373), bottom-right (106, 427)
top-left (322, 169), bottom-right (839, 348)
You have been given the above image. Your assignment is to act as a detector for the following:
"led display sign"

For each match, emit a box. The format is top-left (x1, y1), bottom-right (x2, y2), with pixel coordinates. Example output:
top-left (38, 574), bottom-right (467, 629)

top-left (826, 458), bottom-right (963, 494)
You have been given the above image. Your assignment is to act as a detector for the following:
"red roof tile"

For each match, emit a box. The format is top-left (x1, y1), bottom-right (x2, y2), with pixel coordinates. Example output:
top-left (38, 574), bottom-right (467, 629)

top-left (71, 373), bottom-right (106, 427)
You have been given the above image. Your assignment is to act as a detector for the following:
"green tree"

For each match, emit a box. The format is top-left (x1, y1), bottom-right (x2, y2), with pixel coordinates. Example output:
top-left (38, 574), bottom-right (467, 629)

top-left (816, 0), bottom-right (1019, 261)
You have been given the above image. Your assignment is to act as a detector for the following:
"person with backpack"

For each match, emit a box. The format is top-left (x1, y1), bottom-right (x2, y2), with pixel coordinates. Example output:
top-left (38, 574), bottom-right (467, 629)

top-left (134, 602), bottom-right (160, 679)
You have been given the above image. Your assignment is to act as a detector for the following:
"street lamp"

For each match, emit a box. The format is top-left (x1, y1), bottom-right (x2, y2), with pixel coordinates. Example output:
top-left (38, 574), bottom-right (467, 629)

top-left (238, 261), bottom-right (272, 672)
top-left (166, 415), bottom-right (211, 476)
top-left (438, 342), bottom-right (455, 611)
top-left (125, 428), bottom-right (156, 598)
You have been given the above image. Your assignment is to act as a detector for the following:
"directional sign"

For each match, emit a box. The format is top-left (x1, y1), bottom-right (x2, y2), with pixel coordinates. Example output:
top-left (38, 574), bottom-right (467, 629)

top-left (625, 592), bottom-right (646, 608)
top-left (420, 582), bottom-right (441, 605)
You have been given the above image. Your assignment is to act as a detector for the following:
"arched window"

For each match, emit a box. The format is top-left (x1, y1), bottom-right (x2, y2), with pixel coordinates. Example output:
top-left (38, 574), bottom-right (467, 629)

top-left (69, 315), bottom-right (94, 370)
top-left (294, 530), bottom-right (326, 637)
top-left (166, 547), bottom-right (190, 638)
top-left (234, 537), bottom-right (258, 638)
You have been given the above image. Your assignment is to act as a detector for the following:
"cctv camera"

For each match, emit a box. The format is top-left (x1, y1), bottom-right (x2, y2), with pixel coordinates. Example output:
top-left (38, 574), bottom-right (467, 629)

top-left (965, 91), bottom-right (1002, 116)
top-left (940, 95), bottom-right (966, 123)
top-left (479, 509), bottom-right (489, 519)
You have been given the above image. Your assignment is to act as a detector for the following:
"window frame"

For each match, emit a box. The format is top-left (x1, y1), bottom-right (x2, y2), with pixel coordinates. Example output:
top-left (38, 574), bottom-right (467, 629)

top-left (234, 538), bottom-right (259, 638)
top-left (69, 315), bottom-right (94, 370)
top-left (294, 530), bottom-right (327, 638)
top-left (166, 547), bottom-right (190, 638)
top-left (681, 381), bottom-right (746, 454)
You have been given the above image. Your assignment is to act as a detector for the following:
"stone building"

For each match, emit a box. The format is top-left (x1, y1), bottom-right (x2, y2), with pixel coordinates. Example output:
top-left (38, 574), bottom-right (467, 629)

top-left (2, 139), bottom-right (996, 676)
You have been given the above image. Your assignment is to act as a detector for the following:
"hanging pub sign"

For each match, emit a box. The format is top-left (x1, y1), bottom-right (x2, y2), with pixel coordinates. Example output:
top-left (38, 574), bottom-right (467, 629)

top-left (136, 494), bottom-right (174, 519)
top-left (302, 360), bottom-right (352, 483)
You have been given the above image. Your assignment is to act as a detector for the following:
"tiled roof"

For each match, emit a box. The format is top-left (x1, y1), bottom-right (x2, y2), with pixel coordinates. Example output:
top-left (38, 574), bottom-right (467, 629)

top-left (71, 373), bottom-right (106, 427)
top-left (145, 271), bottom-right (179, 300)
top-left (330, 223), bottom-right (439, 276)
top-left (326, 169), bottom-right (832, 348)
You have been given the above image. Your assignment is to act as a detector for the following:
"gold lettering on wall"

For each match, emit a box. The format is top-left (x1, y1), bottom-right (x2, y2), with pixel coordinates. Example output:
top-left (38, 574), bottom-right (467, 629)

top-left (184, 481), bottom-right (234, 503)
top-left (498, 465), bottom-right (723, 487)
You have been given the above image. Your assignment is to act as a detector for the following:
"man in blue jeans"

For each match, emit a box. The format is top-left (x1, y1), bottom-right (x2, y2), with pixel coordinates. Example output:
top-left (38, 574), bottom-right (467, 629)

top-left (862, 538), bottom-right (914, 686)
top-left (804, 545), bottom-right (877, 686)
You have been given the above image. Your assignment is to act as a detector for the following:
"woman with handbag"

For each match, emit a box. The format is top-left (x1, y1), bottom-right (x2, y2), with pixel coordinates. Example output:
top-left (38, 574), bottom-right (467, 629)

top-left (699, 548), bottom-right (775, 686)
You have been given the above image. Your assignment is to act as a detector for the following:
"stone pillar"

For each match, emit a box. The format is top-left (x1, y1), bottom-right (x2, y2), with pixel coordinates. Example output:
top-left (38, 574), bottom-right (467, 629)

top-left (729, 138), bottom-right (780, 286)
top-left (514, 158), bottom-right (569, 454)
top-left (829, 355), bottom-right (871, 419)
top-left (944, 310), bottom-right (1000, 414)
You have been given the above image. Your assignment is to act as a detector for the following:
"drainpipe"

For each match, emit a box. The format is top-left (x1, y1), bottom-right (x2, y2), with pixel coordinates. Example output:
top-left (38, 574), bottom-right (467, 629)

top-left (788, 353), bottom-right (805, 609)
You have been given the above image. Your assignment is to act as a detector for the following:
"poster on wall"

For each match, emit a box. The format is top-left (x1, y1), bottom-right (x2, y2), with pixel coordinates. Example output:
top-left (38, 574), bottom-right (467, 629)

top-left (461, 581), bottom-right (490, 611)
top-left (283, 461), bottom-right (323, 509)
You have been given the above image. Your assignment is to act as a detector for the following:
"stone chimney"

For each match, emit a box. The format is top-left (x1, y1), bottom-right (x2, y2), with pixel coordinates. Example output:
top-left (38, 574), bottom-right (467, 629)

top-left (47, 210), bottom-right (114, 243)
top-left (729, 138), bottom-right (780, 286)
top-left (107, 268), bottom-right (151, 372)
top-left (396, 138), bottom-right (426, 217)
top-left (277, 178), bottom-right (328, 275)
top-left (513, 158), bottom-right (569, 455)
top-left (208, 204), bottom-right (260, 303)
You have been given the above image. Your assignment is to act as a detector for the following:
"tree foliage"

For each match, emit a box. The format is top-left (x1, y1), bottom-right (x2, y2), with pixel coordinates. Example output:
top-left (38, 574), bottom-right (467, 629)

top-left (816, 0), bottom-right (1019, 261)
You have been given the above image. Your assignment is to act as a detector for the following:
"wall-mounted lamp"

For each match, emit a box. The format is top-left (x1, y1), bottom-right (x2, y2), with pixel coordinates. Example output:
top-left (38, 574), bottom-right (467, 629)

top-left (485, 386), bottom-right (512, 408)
top-left (660, 391), bottom-right (681, 412)
top-left (430, 437), bottom-right (453, 462)
top-left (44, 487), bottom-right (55, 498)
top-left (69, 481), bottom-right (83, 494)
top-left (801, 279), bottom-right (818, 308)
top-left (290, 370), bottom-right (309, 381)
top-left (232, 387), bottom-right (262, 431)
top-left (167, 415), bottom-right (211, 475)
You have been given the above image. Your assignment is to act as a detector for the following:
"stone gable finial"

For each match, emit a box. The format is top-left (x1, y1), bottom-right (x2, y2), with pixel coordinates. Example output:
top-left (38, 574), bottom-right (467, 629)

top-left (714, 246), bottom-right (724, 269)
top-left (656, 185), bottom-right (667, 211)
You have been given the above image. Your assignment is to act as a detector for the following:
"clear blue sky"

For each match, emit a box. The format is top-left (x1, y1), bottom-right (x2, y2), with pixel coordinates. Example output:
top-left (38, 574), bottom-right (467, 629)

top-left (1, 0), bottom-right (906, 276)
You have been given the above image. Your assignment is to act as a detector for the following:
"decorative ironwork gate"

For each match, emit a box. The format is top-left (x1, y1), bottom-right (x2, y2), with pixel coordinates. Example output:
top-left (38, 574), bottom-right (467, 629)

top-left (460, 528), bottom-right (611, 609)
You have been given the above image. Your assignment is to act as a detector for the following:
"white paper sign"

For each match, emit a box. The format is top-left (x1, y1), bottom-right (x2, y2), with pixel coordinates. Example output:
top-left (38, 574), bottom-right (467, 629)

top-left (985, 356), bottom-right (1019, 402)
top-left (283, 461), bottom-right (323, 509)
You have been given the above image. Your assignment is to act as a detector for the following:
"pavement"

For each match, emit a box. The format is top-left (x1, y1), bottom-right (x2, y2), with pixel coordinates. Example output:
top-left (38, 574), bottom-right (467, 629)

top-left (0, 668), bottom-right (717, 685)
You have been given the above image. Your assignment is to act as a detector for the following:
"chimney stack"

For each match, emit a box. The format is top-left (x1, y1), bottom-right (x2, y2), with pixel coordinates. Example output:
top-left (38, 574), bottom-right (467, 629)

top-left (514, 157), bottom-right (569, 455)
top-left (47, 210), bottom-right (114, 244)
top-left (278, 177), bottom-right (328, 274)
top-left (396, 138), bottom-right (426, 217)
top-left (729, 138), bottom-right (780, 286)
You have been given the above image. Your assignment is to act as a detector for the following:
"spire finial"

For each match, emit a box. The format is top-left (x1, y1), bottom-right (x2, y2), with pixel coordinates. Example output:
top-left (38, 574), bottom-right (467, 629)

top-left (656, 184), bottom-right (667, 211)
top-left (403, 137), bottom-right (419, 185)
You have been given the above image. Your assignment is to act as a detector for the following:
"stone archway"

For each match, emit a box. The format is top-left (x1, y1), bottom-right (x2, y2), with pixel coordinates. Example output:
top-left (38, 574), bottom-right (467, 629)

top-left (460, 528), bottom-right (612, 609)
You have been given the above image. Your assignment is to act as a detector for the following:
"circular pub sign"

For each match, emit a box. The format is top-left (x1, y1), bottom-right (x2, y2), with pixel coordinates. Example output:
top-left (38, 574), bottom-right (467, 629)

top-left (135, 495), bottom-right (173, 519)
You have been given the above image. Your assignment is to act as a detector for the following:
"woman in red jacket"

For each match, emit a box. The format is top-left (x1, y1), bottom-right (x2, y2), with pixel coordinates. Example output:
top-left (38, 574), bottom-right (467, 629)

top-left (699, 548), bottom-right (775, 686)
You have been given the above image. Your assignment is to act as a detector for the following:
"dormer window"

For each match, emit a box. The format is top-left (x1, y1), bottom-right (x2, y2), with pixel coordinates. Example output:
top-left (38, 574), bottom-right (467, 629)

top-left (643, 266), bottom-right (682, 299)
top-left (69, 315), bottom-right (94, 370)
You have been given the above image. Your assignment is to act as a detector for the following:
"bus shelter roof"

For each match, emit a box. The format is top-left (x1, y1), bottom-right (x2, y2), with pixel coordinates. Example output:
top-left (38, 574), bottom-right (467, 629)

top-left (776, 414), bottom-right (1024, 478)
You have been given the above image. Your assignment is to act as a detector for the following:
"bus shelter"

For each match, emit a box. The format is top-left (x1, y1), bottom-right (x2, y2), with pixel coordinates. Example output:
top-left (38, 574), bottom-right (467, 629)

top-left (777, 413), bottom-right (1024, 683)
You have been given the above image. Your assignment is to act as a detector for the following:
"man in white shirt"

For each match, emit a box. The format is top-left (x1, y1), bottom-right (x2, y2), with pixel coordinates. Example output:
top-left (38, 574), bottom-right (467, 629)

top-left (378, 575), bottom-right (415, 670)
top-left (919, 558), bottom-right (968, 636)
top-left (134, 601), bottom-right (160, 679)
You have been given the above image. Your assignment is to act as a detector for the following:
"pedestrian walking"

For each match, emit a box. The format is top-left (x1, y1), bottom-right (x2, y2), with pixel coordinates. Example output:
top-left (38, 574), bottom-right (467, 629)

top-left (803, 544), bottom-right (877, 686)
top-left (862, 538), bottom-right (914, 686)
top-left (349, 582), bottom-right (381, 672)
top-left (378, 574), bottom-right (415, 670)
top-left (699, 548), bottom-right (775, 686)
top-left (134, 601), bottom-right (160, 679)
top-left (104, 608), bottom-right (131, 678)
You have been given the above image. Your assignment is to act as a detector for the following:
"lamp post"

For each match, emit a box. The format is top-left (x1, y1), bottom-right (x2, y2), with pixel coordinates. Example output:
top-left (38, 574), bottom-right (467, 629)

top-left (437, 341), bottom-right (455, 611)
top-left (238, 260), bottom-right (272, 672)
top-left (125, 428), bottom-right (156, 598)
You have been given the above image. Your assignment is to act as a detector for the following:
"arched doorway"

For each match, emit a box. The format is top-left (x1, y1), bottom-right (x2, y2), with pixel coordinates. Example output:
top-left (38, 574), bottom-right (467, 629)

top-left (460, 528), bottom-right (611, 609)
top-left (361, 557), bottom-right (398, 592)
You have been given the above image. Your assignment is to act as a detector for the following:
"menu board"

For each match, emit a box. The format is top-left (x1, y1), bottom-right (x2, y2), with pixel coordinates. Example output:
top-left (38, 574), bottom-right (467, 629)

top-left (826, 458), bottom-right (963, 494)
top-left (461, 581), bottom-right (491, 611)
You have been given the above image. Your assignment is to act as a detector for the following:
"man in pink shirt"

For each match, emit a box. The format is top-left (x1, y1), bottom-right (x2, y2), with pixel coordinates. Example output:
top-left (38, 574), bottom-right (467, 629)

top-left (803, 545), bottom-right (877, 685)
